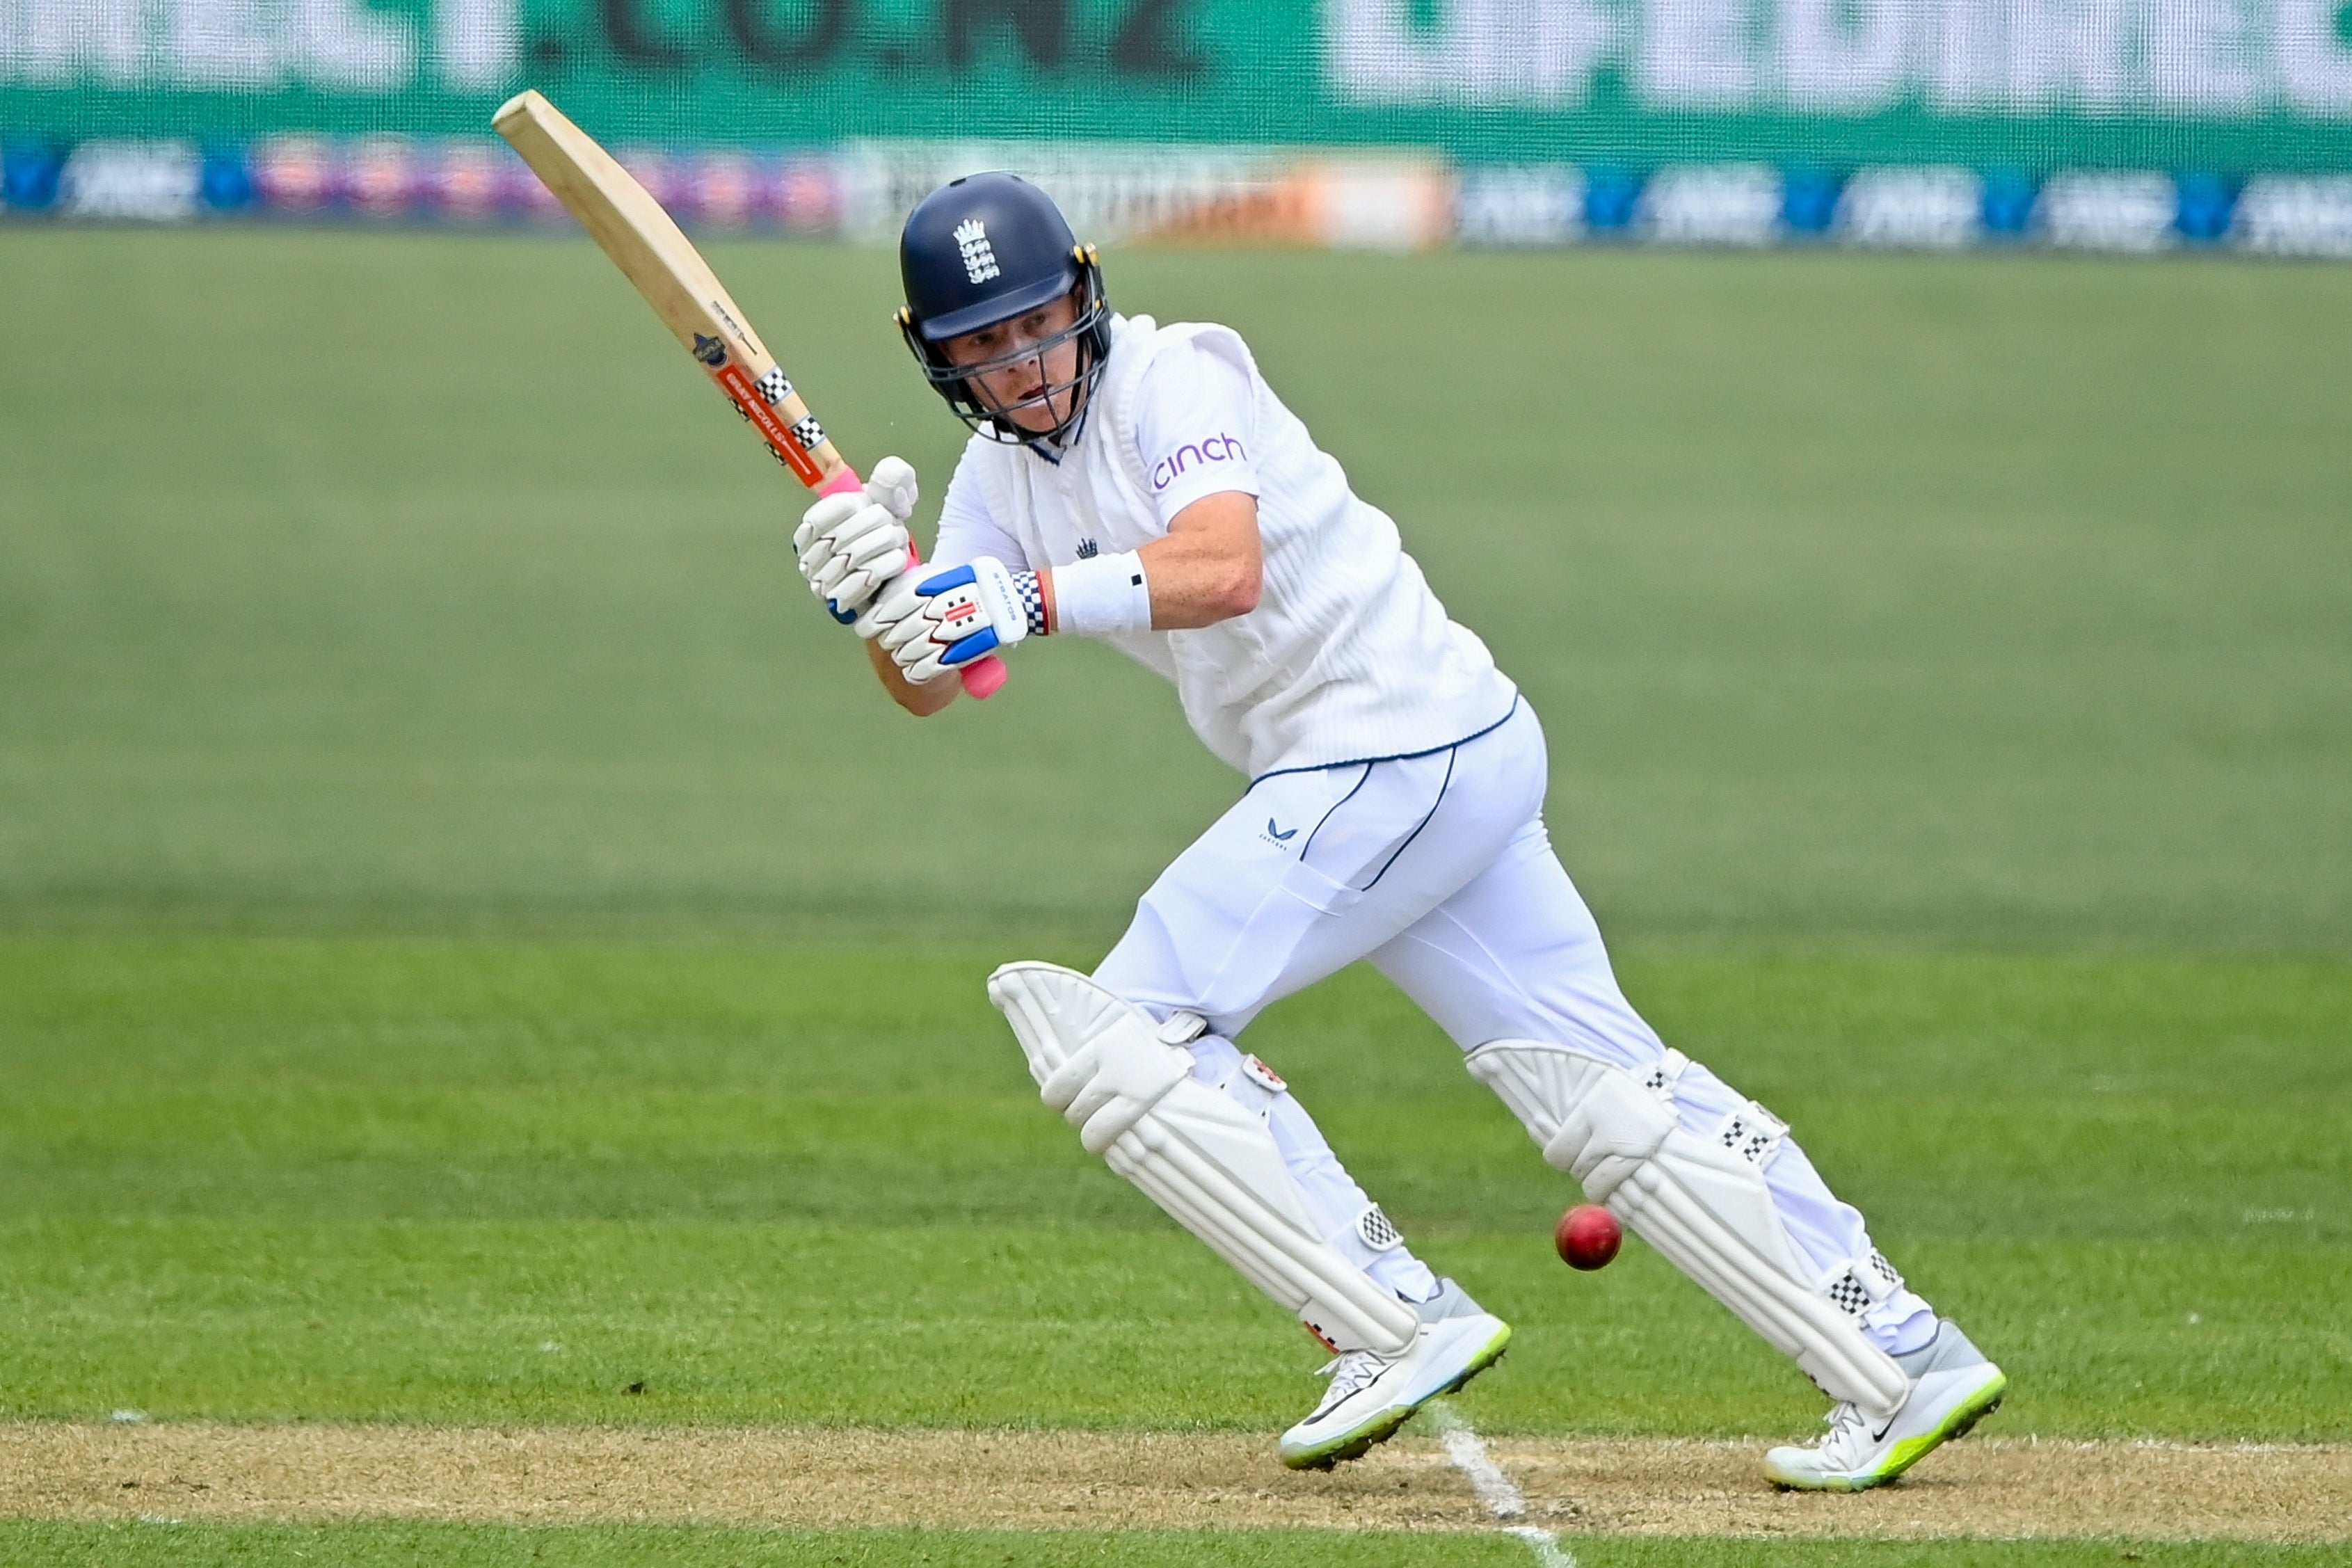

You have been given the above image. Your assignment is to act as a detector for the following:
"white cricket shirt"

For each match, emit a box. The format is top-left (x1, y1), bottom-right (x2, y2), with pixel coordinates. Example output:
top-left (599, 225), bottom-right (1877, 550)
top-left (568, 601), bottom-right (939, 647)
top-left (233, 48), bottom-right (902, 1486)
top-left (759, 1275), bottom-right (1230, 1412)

top-left (934, 313), bottom-right (1516, 780)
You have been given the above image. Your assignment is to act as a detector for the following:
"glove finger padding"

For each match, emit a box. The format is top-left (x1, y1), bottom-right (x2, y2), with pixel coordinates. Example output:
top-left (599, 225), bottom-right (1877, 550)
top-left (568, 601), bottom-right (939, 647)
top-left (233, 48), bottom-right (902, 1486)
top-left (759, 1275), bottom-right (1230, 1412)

top-left (877, 557), bottom-right (1032, 685)
top-left (797, 497), bottom-right (911, 615)
top-left (858, 571), bottom-right (920, 642)
top-left (863, 455), bottom-right (919, 522)
top-left (791, 491), bottom-right (867, 558)
top-left (810, 523), bottom-right (911, 604)
top-left (874, 598), bottom-right (932, 656)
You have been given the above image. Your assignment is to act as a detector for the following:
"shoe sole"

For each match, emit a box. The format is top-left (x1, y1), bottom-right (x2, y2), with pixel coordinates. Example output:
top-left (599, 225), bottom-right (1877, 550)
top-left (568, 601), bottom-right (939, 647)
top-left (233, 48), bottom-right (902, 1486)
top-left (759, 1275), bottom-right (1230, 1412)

top-left (1283, 1322), bottom-right (1514, 1471)
top-left (1766, 1368), bottom-right (2008, 1493)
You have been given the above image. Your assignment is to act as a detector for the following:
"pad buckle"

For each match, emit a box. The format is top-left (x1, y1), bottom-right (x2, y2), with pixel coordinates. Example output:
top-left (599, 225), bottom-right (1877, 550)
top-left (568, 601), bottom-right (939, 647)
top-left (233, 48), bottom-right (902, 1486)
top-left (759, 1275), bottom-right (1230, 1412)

top-left (1640, 1047), bottom-right (1690, 1104)
top-left (1822, 1249), bottom-right (1904, 1318)
top-left (1156, 1010), bottom-right (1208, 1046)
top-left (1716, 1099), bottom-right (1787, 1169)
top-left (1239, 1053), bottom-right (1287, 1094)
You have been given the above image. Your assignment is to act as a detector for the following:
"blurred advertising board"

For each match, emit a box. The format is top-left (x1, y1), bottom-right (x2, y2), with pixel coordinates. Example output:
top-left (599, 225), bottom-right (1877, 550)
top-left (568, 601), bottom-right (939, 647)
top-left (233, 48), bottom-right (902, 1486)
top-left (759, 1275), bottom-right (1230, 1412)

top-left (4, 0), bottom-right (2351, 173)
top-left (12, 134), bottom-right (2352, 256)
top-left (7, 1), bottom-right (2351, 254)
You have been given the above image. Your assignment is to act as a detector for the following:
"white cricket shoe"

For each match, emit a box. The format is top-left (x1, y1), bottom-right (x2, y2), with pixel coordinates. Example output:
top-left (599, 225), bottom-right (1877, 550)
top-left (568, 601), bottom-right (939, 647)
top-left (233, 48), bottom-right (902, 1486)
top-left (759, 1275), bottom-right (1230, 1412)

top-left (1278, 1278), bottom-right (1512, 1470)
top-left (1763, 1318), bottom-right (2007, 1491)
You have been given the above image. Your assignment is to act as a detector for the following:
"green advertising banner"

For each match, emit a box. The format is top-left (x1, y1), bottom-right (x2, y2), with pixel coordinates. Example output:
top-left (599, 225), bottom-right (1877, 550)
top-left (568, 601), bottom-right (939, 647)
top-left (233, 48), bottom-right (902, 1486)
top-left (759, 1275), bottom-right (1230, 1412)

top-left (6, 0), bottom-right (2352, 170)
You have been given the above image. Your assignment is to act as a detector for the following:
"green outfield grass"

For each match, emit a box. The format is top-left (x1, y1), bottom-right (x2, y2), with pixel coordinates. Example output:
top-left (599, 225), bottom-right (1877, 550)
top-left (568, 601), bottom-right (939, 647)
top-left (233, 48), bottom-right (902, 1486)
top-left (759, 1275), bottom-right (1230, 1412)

top-left (3, 938), bottom-right (2343, 1439)
top-left (2, 228), bottom-right (2346, 1566)
top-left (1, 230), bottom-right (2346, 946)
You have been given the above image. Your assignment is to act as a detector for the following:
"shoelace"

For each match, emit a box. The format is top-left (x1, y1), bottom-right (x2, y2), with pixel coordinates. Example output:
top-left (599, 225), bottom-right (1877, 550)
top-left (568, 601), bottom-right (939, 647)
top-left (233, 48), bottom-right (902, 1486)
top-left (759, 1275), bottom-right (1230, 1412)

top-left (1310, 1350), bottom-right (1388, 1415)
top-left (1810, 1400), bottom-right (1876, 1465)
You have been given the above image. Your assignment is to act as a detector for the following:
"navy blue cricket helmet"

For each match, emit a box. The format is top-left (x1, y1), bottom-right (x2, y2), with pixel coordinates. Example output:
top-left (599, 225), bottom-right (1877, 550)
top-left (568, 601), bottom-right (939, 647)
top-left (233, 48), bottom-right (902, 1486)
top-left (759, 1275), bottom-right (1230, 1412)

top-left (896, 172), bottom-right (1110, 456)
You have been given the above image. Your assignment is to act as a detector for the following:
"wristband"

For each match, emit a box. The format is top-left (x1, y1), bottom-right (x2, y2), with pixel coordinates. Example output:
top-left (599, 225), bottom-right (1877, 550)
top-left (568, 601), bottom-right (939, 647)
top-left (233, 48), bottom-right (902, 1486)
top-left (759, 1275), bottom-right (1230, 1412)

top-left (1050, 550), bottom-right (1153, 637)
top-left (1011, 569), bottom-right (1048, 638)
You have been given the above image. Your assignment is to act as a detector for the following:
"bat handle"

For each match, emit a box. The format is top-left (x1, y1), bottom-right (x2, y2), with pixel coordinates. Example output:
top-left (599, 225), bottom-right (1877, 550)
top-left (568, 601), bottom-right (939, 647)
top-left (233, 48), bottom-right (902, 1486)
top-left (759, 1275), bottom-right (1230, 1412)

top-left (821, 465), bottom-right (1007, 701)
top-left (957, 655), bottom-right (1009, 698)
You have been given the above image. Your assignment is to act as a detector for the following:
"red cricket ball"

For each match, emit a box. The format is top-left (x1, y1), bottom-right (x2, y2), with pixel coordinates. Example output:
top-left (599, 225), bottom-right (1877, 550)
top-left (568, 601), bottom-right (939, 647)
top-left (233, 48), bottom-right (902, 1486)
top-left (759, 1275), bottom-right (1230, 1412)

top-left (1555, 1203), bottom-right (1622, 1270)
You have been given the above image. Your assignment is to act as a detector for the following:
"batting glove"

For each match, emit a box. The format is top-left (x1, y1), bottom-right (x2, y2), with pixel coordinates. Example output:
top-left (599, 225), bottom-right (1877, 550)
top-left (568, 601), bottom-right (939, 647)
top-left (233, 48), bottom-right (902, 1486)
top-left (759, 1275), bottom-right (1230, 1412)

top-left (792, 455), bottom-right (920, 622)
top-left (867, 555), bottom-right (1045, 685)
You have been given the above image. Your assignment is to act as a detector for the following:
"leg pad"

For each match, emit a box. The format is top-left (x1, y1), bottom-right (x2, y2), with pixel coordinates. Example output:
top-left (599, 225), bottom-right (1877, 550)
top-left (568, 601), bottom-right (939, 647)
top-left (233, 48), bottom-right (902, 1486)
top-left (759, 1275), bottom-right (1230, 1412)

top-left (1466, 1038), bottom-right (1908, 1417)
top-left (992, 961), bottom-right (1419, 1355)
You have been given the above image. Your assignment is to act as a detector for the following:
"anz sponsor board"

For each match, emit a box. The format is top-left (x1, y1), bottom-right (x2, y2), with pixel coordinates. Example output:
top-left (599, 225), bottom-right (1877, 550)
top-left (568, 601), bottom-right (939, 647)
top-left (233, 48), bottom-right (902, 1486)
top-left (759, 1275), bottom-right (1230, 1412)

top-left (6, 132), bottom-right (2352, 257)
top-left (1834, 166), bottom-right (1987, 247)
top-left (1, 134), bottom-right (841, 230)
top-left (8, 132), bottom-right (1441, 247)
top-left (2, 133), bottom-right (1453, 250)
top-left (1448, 161), bottom-right (2352, 251)
top-left (2235, 170), bottom-right (2352, 248)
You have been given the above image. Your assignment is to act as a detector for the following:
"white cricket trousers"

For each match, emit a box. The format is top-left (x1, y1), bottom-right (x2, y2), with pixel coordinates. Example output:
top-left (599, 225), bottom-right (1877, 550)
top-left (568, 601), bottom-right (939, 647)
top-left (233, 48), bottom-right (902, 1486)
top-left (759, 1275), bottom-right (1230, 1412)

top-left (1094, 700), bottom-right (1937, 1354)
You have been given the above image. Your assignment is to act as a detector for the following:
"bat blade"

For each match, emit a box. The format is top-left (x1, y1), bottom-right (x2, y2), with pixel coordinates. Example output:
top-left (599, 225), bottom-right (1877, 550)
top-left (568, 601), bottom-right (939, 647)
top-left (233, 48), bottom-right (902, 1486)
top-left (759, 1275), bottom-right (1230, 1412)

top-left (493, 89), bottom-right (840, 491)
top-left (492, 88), bottom-right (1006, 697)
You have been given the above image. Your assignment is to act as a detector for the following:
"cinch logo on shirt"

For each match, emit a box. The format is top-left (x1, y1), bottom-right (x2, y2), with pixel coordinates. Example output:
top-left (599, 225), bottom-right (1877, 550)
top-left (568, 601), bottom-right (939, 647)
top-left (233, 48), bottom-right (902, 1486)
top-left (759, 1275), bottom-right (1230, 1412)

top-left (1152, 433), bottom-right (1246, 492)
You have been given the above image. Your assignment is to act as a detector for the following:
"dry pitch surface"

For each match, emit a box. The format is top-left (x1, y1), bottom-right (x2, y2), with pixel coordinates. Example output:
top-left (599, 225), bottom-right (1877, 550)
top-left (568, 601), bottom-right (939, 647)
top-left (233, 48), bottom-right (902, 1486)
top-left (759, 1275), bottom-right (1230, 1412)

top-left (6, 1425), bottom-right (2346, 1542)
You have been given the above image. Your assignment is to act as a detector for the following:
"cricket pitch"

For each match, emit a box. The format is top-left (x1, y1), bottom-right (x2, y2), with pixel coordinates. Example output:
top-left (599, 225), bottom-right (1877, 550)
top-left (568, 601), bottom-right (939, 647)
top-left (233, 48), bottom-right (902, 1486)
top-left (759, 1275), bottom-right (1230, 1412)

top-left (4, 1424), bottom-right (2345, 1542)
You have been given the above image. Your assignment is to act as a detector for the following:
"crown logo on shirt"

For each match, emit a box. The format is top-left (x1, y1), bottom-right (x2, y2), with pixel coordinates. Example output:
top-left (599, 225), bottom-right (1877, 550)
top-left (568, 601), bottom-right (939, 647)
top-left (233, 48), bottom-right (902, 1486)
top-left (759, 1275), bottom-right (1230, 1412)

top-left (1074, 538), bottom-right (1099, 559)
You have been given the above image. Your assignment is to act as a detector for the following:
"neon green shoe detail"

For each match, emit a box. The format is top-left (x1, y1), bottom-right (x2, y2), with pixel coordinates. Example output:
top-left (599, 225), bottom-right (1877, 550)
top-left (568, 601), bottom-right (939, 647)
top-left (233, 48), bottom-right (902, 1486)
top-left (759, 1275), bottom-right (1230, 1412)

top-left (1764, 1321), bottom-right (2007, 1491)
top-left (1878, 1367), bottom-right (2008, 1480)
top-left (1279, 1309), bottom-right (1512, 1471)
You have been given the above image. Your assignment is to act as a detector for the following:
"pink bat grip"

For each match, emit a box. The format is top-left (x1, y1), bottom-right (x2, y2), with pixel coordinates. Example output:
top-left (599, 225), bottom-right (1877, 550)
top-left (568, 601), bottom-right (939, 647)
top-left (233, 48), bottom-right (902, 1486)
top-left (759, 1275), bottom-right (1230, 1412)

top-left (822, 465), bottom-right (1006, 700)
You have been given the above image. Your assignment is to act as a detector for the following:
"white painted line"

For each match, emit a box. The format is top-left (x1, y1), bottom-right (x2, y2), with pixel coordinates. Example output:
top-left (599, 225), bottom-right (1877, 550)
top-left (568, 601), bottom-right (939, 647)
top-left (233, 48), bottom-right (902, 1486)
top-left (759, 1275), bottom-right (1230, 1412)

top-left (1426, 1399), bottom-right (1580, 1568)
top-left (1437, 1419), bottom-right (1526, 1518)
top-left (1507, 1525), bottom-right (1582, 1568)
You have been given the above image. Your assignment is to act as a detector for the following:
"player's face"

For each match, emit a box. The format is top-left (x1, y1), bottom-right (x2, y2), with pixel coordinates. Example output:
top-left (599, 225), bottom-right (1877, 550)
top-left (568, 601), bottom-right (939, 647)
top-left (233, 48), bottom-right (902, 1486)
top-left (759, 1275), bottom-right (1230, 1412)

top-left (941, 291), bottom-right (1086, 435)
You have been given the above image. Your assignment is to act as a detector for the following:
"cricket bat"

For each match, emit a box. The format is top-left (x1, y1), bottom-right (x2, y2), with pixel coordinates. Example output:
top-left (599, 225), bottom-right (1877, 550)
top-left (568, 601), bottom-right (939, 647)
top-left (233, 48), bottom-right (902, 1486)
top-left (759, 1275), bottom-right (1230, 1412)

top-left (491, 88), bottom-right (1006, 699)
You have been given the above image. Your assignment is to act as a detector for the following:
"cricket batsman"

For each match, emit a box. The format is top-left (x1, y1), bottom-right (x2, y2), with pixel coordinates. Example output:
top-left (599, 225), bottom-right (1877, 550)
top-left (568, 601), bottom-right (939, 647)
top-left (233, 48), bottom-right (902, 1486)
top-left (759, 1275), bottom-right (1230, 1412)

top-left (790, 173), bottom-right (2008, 1485)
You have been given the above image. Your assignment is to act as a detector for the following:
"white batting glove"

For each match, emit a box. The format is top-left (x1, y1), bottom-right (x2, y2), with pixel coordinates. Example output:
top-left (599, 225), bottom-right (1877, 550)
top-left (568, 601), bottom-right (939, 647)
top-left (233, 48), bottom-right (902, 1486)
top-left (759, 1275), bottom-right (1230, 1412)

top-left (791, 456), bottom-right (920, 622)
top-left (860, 454), bottom-right (919, 523)
top-left (866, 554), bottom-right (1041, 685)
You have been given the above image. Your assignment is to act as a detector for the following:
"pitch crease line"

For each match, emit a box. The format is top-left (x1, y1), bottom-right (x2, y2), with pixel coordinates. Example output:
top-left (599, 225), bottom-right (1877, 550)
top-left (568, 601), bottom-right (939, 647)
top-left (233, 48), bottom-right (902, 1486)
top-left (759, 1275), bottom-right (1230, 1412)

top-left (1425, 1400), bottom-right (1580, 1568)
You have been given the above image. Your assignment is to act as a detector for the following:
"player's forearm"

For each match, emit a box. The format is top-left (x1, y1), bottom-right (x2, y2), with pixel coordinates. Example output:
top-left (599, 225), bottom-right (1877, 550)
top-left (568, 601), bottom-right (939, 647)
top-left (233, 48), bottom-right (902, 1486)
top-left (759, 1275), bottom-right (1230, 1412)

top-left (1136, 535), bottom-right (1260, 630)
top-left (1041, 491), bottom-right (1261, 634)
top-left (866, 630), bottom-right (958, 716)
top-left (1143, 491), bottom-right (1262, 629)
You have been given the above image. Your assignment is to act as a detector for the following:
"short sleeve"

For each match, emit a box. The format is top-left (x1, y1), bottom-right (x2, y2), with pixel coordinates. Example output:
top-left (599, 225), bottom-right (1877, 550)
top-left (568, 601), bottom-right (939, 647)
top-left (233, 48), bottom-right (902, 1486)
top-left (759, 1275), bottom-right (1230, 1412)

top-left (1132, 339), bottom-right (1260, 528)
top-left (931, 446), bottom-right (1029, 571)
